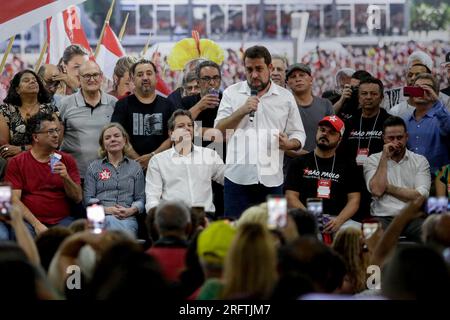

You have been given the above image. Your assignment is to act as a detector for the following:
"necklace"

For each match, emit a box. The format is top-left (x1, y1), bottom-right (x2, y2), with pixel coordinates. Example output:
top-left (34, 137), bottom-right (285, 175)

top-left (21, 103), bottom-right (40, 120)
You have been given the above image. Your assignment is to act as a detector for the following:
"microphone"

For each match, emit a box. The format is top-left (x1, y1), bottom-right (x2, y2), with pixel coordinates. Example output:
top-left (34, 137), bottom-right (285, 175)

top-left (249, 89), bottom-right (258, 122)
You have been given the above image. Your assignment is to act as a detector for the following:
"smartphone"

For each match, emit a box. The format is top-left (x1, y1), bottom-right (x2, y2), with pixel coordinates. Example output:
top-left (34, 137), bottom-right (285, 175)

top-left (86, 204), bottom-right (106, 234)
top-left (403, 86), bottom-right (424, 97)
top-left (267, 195), bottom-right (287, 229)
top-left (362, 219), bottom-right (379, 239)
top-left (0, 184), bottom-right (12, 219)
top-left (425, 197), bottom-right (448, 214)
top-left (306, 198), bottom-right (323, 217)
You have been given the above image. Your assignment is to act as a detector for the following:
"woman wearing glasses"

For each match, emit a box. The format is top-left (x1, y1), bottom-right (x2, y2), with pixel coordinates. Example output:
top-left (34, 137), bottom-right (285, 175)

top-left (0, 70), bottom-right (60, 178)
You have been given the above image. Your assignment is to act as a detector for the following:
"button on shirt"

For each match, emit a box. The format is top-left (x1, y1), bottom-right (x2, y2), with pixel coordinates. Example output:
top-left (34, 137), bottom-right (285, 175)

top-left (363, 149), bottom-right (431, 217)
top-left (404, 101), bottom-right (450, 173)
top-left (84, 157), bottom-right (145, 213)
top-left (214, 81), bottom-right (306, 187)
top-left (145, 145), bottom-right (225, 212)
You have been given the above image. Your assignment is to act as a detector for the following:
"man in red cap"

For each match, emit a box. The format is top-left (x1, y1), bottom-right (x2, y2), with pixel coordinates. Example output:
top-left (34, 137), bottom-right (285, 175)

top-left (285, 115), bottom-right (362, 234)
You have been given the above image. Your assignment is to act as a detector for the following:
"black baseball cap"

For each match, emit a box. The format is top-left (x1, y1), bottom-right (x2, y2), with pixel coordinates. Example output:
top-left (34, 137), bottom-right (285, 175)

top-left (286, 63), bottom-right (312, 78)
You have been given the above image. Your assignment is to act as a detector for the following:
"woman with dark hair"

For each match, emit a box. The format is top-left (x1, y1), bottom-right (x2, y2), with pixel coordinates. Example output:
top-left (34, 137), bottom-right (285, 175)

top-left (0, 70), bottom-right (59, 165)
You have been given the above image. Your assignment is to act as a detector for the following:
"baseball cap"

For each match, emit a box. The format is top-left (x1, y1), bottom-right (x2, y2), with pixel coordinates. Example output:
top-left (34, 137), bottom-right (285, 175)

top-left (318, 115), bottom-right (345, 136)
top-left (286, 63), bottom-right (311, 78)
top-left (441, 52), bottom-right (450, 67)
top-left (197, 221), bottom-right (236, 265)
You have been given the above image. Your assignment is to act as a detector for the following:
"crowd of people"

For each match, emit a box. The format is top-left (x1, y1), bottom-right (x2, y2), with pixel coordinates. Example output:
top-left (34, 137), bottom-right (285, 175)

top-left (0, 39), bottom-right (450, 301)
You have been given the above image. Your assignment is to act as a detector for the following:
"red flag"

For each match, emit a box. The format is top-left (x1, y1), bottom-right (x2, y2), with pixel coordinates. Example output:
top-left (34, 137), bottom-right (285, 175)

top-left (96, 22), bottom-right (125, 80)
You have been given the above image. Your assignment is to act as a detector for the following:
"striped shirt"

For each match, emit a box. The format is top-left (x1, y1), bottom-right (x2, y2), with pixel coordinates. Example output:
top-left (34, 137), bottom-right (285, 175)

top-left (84, 156), bottom-right (145, 213)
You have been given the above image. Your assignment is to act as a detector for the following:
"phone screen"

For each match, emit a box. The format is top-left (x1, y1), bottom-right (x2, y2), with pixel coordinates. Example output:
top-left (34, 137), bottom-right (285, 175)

top-left (403, 86), bottom-right (424, 97)
top-left (267, 195), bottom-right (287, 229)
top-left (0, 185), bottom-right (12, 218)
top-left (306, 198), bottom-right (323, 217)
top-left (86, 204), bottom-right (106, 234)
top-left (425, 197), bottom-right (448, 214)
top-left (362, 221), bottom-right (379, 239)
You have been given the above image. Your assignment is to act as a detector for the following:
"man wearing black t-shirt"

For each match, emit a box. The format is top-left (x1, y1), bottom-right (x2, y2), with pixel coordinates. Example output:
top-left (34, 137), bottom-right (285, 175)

top-left (112, 59), bottom-right (176, 169)
top-left (285, 115), bottom-right (361, 233)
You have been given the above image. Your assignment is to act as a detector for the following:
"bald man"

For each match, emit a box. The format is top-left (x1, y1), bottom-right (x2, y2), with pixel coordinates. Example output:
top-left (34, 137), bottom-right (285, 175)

top-left (58, 61), bottom-right (118, 179)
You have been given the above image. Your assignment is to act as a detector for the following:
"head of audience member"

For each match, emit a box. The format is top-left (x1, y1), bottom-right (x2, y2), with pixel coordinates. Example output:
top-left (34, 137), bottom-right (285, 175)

top-left (98, 123), bottom-right (133, 159)
top-left (197, 221), bottom-right (236, 279)
top-left (129, 59), bottom-right (158, 98)
top-left (27, 112), bottom-right (60, 152)
top-left (78, 61), bottom-right (103, 95)
top-left (35, 227), bottom-right (73, 272)
top-left (316, 115), bottom-right (345, 152)
top-left (68, 219), bottom-right (88, 233)
top-left (277, 236), bottom-right (346, 294)
top-left (154, 201), bottom-right (191, 241)
top-left (235, 203), bottom-right (268, 229)
top-left (112, 56), bottom-right (137, 98)
top-left (243, 45), bottom-right (273, 93)
top-left (358, 77), bottom-right (384, 116)
top-left (182, 71), bottom-right (200, 97)
top-left (422, 213), bottom-right (450, 250)
top-left (407, 51), bottom-right (433, 74)
top-left (37, 64), bottom-right (62, 96)
top-left (382, 116), bottom-right (408, 158)
top-left (382, 244), bottom-right (450, 300)
top-left (332, 227), bottom-right (368, 294)
top-left (168, 109), bottom-right (194, 148)
top-left (4, 70), bottom-right (51, 106)
top-left (406, 63), bottom-right (430, 86)
top-left (286, 63), bottom-right (313, 97)
top-left (335, 68), bottom-right (355, 91)
top-left (270, 54), bottom-right (289, 87)
top-left (195, 60), bottom-right (221, 97)
top-left (59, 44), bottom-right (89, 89)
top-left (222, 223), bottom-right (277, 299)
top-left (88, 239), bottom-right (171, 300)
top-left (288, 208), bottom-right (318, 238)
top-left (411, 73), bottom-right (440, 107)
top-left (347, 70), bottom-right (372, 105)
top-left (190, 207), bottom-right (207, 238)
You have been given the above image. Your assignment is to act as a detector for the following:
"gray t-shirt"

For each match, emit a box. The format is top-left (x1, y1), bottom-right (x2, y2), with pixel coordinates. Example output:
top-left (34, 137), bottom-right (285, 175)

top-left (297, 96), bottom-right (334, 152)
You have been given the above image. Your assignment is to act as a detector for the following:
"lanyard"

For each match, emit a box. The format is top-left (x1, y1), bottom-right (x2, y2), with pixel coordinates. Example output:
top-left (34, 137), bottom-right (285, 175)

top-left (314, 152), bottom-right (335, 177)
top-left (357, 110), bottom-right (380, 151)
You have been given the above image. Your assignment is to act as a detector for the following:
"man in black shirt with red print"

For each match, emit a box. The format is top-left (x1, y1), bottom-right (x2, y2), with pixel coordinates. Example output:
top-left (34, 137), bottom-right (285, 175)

top-left (285, 115), bottom-right (362, 233)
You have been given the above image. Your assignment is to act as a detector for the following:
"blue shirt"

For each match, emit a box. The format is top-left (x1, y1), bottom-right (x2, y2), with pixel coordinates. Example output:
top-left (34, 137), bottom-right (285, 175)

top-left (84, 156), bottom-right (145, 213)
top-left (404, 101), bottom-right (450, 173)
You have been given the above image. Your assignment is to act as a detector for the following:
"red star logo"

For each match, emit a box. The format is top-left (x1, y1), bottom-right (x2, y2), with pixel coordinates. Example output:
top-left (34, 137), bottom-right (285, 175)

top-left (99, 168), bottom-right (111, 181)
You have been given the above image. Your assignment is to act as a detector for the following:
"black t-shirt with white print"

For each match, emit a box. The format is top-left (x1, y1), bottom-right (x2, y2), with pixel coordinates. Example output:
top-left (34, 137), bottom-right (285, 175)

top-left (284, 151), bottom-right (362, 217)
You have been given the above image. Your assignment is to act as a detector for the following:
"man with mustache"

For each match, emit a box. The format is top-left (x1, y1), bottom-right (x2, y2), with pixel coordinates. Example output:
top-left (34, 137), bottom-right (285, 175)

top-left (285, 116), bottom-right (361, 233)
top-left (364, 116), bottom-right (431, 242)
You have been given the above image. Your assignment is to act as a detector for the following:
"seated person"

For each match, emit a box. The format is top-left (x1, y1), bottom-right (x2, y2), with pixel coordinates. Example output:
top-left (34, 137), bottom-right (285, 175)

top-left (84, 123), bottom-right (145, 238)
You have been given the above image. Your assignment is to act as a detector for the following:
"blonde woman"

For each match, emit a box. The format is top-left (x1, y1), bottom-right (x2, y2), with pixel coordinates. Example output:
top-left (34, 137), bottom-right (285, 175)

top-left (83, 123), bottom-right (145, 237)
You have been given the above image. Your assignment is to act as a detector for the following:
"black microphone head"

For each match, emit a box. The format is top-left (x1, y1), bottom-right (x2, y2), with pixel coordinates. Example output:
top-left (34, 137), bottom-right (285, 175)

top-left (251, 89), bottom-right (258, 96)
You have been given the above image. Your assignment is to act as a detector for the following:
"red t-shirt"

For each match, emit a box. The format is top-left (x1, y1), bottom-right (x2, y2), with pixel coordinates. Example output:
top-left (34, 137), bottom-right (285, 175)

top-left (5, 150), bottom-right (81, 224)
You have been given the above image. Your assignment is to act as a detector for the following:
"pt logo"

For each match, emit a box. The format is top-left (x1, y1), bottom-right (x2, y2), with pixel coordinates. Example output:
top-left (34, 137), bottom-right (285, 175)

top-left (367, 5), bottom-right (381, 31)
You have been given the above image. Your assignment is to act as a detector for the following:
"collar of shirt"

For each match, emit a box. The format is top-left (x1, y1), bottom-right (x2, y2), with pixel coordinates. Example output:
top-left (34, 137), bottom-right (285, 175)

top-left (389, 149), bottom-right (411, 165)
top-left (169, 144), bottom-right (199, 158)
top-left (75, 89), bottom-right (108, 108)
top-left (409, 100), bottom-right (443, 121)
top-left (237, 80), bottom-right (280, 97)
top-left (101, 156), bottom-right (130, 165)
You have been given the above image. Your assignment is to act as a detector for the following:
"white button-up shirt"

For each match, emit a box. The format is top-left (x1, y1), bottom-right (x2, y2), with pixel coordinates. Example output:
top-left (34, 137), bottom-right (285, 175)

top-left (145, 145), bottom-right (225, 212)
top-left (363, 149), bottom-right (430, 217)
top-left (214, 81), bottom-right (306, 187)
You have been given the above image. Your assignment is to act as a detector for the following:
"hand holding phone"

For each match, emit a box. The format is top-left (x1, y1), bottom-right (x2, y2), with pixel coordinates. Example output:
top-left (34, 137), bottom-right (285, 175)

top-left (403, 86), bottom-right (424, 97)
top-left (267, 195), bottom-right (287, 229)
top-left (86, 204), bottom-right (106, 234)
top-left (0, 184), bottom-right (12, 220)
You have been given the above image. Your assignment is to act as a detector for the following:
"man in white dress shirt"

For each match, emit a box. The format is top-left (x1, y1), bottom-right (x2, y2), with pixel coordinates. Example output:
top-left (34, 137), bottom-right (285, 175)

top-left (363, 116), bottom-right (430, 242)
top-left (145, 109), bottom-right (225, 213)
top-left (214, 45), bottom-right (306, 218)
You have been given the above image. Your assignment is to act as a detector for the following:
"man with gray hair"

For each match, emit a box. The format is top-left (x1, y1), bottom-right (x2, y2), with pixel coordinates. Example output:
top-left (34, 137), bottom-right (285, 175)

top-left (270, 54), bottom-right (289, 87)
top-left (182, 71), bottom-right (200, 97)
top-left (146, 201), bottom-right (191, 282)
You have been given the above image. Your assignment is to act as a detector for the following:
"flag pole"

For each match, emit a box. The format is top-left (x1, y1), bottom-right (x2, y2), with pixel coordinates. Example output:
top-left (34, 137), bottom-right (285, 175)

top-left (141, 32), bottom-right (153, 58)
top-left (34, 41), bottom-right (48, 72)
top-left (94, 0), bottom-right (116, 58)
top-left (0, 36), bottom-right (15, 74)
top-left (118, 13), bottom-right (129, 42)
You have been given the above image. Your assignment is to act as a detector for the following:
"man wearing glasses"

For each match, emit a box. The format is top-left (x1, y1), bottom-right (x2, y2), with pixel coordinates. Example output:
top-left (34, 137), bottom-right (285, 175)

top-left (58, 60), bottom-right (117, 180)
top-left (1, 112), bottom-right (82, 239)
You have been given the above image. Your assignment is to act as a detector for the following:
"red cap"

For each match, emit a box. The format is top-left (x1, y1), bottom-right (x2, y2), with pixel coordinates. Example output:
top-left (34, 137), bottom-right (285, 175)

top-left (318, 115), bottom-right (345, 136)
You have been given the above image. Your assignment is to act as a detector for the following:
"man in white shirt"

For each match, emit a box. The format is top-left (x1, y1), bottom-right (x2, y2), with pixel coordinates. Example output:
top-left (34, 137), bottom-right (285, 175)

top-left (214, 45), bottom-right (306, 218)
top-left (145, 109), bottom-right (224, 213)
top-left (363, 116), bottom-right (430, 242)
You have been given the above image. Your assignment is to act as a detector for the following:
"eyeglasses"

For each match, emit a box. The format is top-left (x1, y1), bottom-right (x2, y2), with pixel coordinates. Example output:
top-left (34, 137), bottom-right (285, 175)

top-left (80, 73), bottom-right (102, 81)
top-left (199, 76), bottom-right (221, 83)
top-left (36, 128), bottom-right (61, 136)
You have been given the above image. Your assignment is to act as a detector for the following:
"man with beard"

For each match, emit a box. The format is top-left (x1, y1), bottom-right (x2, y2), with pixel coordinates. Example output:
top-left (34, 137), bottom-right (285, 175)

top-left (111, 59), bottom-right (176, 169)
top-left (215, 45), bottom-right (305, 218)
top-left (285, 116), bottom-right (361, 233)
top-left (364, 116), bottom-right (431, 241)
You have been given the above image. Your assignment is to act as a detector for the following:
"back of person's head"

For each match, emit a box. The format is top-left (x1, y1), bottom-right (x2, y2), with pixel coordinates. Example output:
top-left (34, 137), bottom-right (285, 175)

top-left (407, 51), bottom-right (433, 72)
top-left (236, 203), bottom-right (268, 228)
top-left (89, 239), bottom-right (171, 300)
top-left (382, 244), bottom-right (450, 299)
top-left (154, 201), bottom-right (191, 238)
top-left (68, 219), bottom-right (88, 233)
top-left (278, 237), bottom-right (346, 293)
top-left (190, 207), bottom-right (206, 238)
top-left (222, 223), bottom-right (277, 299)
top-left (35, 227), bottom-right (73, 272)
top-left (352, 70), bottom-right (372, 81)
top-left (422, 214), bottom-right (450, 249)
top-left (288, 208), bottom-right (318, 237)
top-left (332, 227), bottom-right (367, 293)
